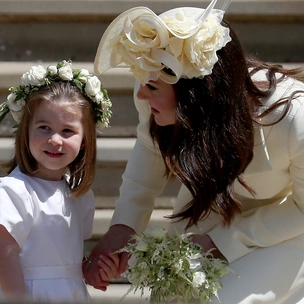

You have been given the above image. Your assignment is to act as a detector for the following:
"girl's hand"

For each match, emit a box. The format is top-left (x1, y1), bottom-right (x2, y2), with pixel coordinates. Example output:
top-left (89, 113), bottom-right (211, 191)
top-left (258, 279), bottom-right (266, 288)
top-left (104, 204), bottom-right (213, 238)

top-left (98, 253), bottom-right (120, 282)
top-left (190, 233), bottom-right (227, 262)
top-left (82, 224), bottom-right (135, 290)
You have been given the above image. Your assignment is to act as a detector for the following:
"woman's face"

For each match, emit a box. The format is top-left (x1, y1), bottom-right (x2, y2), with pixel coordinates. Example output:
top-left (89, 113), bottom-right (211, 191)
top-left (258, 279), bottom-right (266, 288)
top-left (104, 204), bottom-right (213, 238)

top-left (136, 79), bottom-right (177, 126)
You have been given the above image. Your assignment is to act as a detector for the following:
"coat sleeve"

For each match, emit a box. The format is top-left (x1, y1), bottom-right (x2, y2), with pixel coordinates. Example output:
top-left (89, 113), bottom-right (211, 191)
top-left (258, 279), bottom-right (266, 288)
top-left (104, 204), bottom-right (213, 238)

top-left (208, 88), bottom-right (304, 264)
top-left (110, 81), bottom-right (169, 233)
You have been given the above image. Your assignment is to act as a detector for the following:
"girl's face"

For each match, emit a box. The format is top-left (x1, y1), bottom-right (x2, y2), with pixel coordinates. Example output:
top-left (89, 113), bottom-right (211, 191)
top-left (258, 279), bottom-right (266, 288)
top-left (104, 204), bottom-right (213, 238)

top-left (28, 99), bottom-right (84, 181)
top-left (136, 79), bottom-right (177, 126)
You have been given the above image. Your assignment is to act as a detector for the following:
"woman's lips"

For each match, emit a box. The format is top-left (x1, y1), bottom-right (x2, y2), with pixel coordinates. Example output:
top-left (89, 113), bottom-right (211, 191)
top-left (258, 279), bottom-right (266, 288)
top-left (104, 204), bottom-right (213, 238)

top-left (151, 107), bottom-right (159, 114)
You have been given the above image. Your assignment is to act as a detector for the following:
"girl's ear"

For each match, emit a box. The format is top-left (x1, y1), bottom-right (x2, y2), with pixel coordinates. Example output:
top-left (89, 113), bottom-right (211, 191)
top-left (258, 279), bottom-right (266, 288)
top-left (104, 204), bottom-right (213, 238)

top-left (80, 142), bottom-right (85, 150)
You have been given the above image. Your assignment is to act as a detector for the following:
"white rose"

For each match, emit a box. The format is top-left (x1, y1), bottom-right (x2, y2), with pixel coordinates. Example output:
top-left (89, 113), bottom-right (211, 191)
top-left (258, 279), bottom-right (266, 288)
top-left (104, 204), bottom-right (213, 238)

top-left (128, 254), bottom-right (138, 268)
top-left (94, 91), bottom-right (104, 104)
top-left (58, 64), bottom-right (73, 80)
top-left (78, 69), bottom-right (90, 83)
top-left (192, 271), bottom-right (206, 288)
top-left (161, 11), bottom-right (198, 37)
top-left (111, 13), bottom-right (170, 84)
top-left (85, 76), bottom-right (101, 97)
top-left (7, 92), bottom-right (25, 112)
top-left (47, 65), bottom-right (57, 76)
top-left (21, 65), bottom-right (47, 86)
top-left (183, 16), bottom-right (231, 78)
top-left (145, 226), bottom-right (167, 239)
top-left (136, 240), bottom-right (148, 251)
top-left (10, 109), bottom-right (24, 123)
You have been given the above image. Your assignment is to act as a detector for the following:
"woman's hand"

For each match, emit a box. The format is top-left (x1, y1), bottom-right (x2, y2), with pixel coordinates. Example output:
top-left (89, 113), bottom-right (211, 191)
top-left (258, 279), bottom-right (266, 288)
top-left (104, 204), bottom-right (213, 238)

top-left (82, 224), bottom-right (135, 290)
top-left (190, 233), bottom-right (227, 262)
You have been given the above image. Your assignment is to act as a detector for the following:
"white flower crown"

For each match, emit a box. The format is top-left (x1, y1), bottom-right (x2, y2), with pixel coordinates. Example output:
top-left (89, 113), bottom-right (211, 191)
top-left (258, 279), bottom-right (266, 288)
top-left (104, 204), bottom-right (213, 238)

top-left (0, 60), bottom-right (112, 128)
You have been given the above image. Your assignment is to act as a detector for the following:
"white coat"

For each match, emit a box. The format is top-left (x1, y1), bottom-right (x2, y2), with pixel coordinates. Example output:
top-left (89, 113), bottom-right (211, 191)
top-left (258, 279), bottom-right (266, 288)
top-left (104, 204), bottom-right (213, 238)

top-left (111, 72), bottom-right (304, 303)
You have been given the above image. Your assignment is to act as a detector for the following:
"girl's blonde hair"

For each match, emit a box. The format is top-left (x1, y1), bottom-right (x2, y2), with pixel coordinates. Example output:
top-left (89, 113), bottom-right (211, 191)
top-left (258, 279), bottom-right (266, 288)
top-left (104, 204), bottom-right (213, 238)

top-left (2, 81), bottom-right (97, 198)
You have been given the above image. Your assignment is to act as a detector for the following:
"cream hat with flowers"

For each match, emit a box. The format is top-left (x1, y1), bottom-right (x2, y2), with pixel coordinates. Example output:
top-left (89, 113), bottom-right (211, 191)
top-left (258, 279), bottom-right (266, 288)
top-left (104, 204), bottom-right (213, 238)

top-left (94, 0), bottom-right (232, 84)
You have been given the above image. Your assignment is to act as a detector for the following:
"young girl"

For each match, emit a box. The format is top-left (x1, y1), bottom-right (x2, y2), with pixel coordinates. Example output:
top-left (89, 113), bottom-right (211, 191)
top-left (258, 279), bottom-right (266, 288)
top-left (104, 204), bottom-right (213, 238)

top-left (85, 0), bottom-right (304, 303)
top-left (0, 60), bottom-right (112, 303)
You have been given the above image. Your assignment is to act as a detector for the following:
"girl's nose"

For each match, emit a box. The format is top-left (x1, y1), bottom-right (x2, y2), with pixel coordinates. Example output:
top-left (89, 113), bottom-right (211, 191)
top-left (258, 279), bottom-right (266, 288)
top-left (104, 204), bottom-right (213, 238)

top-left (48, 134), bottom-right (63, 146)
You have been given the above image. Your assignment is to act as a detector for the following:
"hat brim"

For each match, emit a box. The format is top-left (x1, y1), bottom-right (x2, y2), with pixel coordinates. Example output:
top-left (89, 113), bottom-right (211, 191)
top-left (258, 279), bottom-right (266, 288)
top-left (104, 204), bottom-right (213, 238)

top-left (94, 7), bottom-right (157, 75)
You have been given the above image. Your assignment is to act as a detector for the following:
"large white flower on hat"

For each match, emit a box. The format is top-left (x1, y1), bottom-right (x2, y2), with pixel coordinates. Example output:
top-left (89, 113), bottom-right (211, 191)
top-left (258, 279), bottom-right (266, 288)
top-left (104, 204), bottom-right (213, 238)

top-left (183, 13), bottom-right (231, 78)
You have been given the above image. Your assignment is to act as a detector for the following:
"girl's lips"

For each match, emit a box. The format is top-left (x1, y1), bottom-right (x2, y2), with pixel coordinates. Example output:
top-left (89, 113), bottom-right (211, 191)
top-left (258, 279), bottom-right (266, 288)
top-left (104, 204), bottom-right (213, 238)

top-left (44, 151), bottom-right (63, 157)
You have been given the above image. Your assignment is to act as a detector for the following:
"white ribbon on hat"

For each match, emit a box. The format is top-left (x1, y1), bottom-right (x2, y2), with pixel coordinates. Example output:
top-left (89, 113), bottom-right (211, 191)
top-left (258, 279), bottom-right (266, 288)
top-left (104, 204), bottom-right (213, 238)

top-left (163, 0), bottom-right (232, 39)
top-left (124, 14), bottom-right (169, 49)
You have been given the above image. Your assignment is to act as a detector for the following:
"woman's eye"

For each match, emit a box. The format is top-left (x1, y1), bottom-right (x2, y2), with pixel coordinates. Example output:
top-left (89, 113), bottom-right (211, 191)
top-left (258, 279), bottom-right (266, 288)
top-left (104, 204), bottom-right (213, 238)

top-left (146, 83), bottom-right (157, 91)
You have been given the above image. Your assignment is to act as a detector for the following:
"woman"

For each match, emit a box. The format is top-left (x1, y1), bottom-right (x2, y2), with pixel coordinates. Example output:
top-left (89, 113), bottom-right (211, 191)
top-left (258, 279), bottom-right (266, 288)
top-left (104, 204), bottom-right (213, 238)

top-left (84, 0), bottom-right (304, 302)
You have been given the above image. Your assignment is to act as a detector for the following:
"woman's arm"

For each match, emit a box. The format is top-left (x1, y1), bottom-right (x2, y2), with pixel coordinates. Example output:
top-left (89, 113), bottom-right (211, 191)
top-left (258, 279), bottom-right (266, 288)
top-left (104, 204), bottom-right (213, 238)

top-left (0, 225), bottom-right (26, 299)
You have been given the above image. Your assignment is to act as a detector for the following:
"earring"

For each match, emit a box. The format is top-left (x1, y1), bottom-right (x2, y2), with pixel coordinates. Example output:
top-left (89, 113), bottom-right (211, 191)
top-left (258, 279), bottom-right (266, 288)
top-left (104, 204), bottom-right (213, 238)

top-left (48, 139), bottom-right (52, 144)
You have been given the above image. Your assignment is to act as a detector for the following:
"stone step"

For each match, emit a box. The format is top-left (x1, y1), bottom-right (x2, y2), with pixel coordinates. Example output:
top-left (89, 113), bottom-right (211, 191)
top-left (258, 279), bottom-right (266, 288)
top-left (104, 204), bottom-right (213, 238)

top-left (0, 137), bottom-right (181, 209)
top-left (1, 0), bottom-right (303, 18)
top-left (88, 284), bottom-right (150, 304)
top-left (91, 208), bottom-right (171, 238)
top-left (0, 137), bottom-right (177, 243)
top-left (1, 62), bottom-right (303, 137)
top-left (0, 64), bottom-right (137, 137)
top-left (0, 1), bottom-right (303, 63)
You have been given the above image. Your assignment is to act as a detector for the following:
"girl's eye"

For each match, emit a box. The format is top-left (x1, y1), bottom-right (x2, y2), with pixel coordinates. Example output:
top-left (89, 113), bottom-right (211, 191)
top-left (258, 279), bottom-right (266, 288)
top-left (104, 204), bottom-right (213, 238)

top-left (146, 83), bottom-right (157, 91)
top-left (63, 129), bottom-right (74, 133)
top-left (39, 125), bottom-right (50, 130)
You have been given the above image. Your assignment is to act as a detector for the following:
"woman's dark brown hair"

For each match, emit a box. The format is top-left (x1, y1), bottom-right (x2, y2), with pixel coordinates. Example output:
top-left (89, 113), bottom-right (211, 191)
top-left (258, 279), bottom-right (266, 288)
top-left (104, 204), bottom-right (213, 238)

top-left (150, 20), bottom-right (304, 229)
top-left (2, 81), bottom-right (97, 198)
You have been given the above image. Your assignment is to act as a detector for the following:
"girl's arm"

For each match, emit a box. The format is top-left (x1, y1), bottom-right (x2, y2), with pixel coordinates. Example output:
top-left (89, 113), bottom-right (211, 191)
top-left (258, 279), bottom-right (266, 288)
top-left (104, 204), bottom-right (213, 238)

top-left (0, 225), bottom-right (26, 299)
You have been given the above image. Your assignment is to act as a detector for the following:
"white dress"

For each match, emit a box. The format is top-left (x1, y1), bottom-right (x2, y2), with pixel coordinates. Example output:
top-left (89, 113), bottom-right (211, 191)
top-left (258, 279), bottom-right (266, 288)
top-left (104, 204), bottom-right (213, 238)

top-left (111, 74), bottom-right (304, 303)
top-left (0, 167), bottom-right (95, 303)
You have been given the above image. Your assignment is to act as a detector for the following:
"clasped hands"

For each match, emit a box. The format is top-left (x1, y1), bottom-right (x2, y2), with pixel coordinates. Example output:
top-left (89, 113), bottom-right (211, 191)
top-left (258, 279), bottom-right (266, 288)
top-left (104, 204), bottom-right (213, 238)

top-left (82, 224), bottom-right (226, 291)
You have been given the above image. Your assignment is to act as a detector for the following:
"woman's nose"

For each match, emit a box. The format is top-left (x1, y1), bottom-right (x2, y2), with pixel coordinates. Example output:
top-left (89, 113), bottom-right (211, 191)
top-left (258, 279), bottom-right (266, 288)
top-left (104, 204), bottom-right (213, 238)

top-left (136, 84), bottom-right (149, 100)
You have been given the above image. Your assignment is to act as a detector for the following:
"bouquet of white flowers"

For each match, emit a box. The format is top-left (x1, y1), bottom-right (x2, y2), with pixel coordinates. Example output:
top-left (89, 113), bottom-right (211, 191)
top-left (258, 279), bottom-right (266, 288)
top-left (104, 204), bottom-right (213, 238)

top-left (117, 226), bottom-right (232, 303)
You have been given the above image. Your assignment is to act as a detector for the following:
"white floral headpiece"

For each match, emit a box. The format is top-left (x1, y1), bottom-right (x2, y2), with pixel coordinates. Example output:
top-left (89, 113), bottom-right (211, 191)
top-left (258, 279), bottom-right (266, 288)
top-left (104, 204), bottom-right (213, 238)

top-left (94, 0), bottom-right (232, 84)
top-left (0, 60), bottom-right (112, 128)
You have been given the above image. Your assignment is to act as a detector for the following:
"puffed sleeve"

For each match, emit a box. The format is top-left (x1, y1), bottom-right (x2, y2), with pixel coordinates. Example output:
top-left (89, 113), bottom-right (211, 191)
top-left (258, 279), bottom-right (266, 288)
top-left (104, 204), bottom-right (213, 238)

top-left (82, 189), bottom-right (95, 240)
top-left (208, 84), bottom-right (304, 263)
top-left (0, 178), bottom-right (34, 248)
top-left (110, 81), bottom-right (169, 233)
